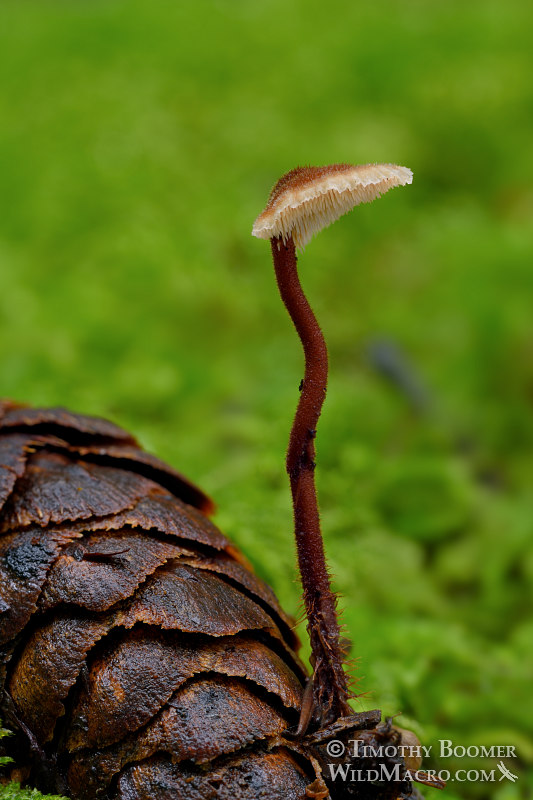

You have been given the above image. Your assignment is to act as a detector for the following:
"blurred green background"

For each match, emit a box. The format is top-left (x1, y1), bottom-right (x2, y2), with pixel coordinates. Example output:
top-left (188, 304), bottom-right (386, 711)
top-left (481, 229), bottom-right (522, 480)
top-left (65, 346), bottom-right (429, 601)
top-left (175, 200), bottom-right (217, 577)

top-left (0, 0), bottom-right (532, 798)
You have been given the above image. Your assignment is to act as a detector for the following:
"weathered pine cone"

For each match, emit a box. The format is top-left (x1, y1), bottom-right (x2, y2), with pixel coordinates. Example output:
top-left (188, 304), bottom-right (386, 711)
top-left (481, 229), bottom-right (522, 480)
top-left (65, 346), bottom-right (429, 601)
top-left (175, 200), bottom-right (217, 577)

top-left (0, 400), bottom-right (311, 799)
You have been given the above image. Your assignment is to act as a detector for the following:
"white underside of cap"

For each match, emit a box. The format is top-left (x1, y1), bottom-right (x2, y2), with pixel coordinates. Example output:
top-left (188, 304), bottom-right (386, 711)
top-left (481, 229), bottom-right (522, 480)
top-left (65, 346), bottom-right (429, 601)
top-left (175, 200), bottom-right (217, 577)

top-left (252, 163), bottom-right (413, 250)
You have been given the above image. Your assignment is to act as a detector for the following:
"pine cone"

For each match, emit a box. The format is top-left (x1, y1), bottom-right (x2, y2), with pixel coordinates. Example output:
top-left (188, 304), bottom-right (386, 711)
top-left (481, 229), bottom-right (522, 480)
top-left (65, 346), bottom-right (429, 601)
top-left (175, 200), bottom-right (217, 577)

top-left (0, 400), bottom-right (310, 799)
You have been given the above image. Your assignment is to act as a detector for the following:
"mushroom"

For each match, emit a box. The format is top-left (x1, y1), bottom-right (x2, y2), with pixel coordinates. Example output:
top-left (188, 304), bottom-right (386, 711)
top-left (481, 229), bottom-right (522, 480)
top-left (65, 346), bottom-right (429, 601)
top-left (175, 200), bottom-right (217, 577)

top-left (252, 162), bottom-right (412, 730)
top-left (252, 162), bottom-right (412, 249)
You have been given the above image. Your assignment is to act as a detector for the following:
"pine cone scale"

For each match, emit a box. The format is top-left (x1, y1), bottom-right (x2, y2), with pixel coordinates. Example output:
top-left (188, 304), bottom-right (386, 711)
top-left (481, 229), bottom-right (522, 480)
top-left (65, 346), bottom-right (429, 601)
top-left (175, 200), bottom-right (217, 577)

top-left (115, 750), bottom-right (310, 800)
top-left (39, 532), bottom-right (197, 613)
top-left (0, 434), bottom-right (35, 508)
top-left (1, 453), bottom-right (160, 532)
top-left (0, 526), bottom-right (87, 647)
top-left (68, 632), bottom-right (303, 751)
top-left (8, 615), bottom-right (112, 744)
top-left (67, 677), bottom-right (291, 800)
top-left (0, 405), bottom-right (137, 445)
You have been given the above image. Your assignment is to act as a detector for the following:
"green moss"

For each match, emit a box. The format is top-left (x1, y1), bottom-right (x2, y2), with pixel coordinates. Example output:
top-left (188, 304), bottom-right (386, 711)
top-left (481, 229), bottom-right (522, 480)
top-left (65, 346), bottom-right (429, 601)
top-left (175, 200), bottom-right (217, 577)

top-left (0, 786), bottom-right (67, 800)
top-left (0, 1), bottom-right (531, 797)
top-left (0, 724), bottom-right (67, 800)
top-left (0, 723), bottom-right (13, 770)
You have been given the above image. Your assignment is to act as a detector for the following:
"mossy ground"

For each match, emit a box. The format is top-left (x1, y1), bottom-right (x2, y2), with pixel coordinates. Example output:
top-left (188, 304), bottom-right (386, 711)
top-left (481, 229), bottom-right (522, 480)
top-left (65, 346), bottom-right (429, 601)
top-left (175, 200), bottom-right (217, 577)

top-left (0, 785), bottom-right (66, 800)
top-left (0, 1), bottom-right (532, 798)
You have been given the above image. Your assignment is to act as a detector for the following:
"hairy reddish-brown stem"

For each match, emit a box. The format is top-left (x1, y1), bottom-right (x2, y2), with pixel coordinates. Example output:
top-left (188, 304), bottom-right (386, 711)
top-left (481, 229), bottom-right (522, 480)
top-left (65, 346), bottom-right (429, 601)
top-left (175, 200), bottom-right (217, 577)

top-left (271, 236), bottom-right (351, 726)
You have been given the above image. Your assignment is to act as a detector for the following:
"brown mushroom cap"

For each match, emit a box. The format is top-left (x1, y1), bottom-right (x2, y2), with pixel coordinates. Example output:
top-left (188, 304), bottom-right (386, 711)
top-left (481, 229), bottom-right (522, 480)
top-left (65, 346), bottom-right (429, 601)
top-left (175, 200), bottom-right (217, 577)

top-left (252, 163), bottom-right (413, 249)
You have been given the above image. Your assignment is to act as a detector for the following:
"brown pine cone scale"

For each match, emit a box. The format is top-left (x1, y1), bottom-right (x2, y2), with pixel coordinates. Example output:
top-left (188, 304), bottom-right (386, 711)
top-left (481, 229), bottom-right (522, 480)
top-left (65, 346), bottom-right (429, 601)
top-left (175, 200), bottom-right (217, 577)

top-left (0, 402), bottom-right (310, 799)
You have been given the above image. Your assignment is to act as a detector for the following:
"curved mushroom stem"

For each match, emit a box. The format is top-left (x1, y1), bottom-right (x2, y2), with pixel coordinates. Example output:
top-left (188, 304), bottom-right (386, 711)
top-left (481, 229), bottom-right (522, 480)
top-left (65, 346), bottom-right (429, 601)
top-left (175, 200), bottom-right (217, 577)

top-left (271, 235), bottom-right (351, 727)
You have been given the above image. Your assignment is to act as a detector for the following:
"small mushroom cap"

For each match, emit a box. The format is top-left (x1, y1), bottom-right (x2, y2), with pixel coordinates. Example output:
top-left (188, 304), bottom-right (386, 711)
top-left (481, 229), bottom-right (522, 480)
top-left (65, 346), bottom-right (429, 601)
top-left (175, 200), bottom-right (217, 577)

top-left (252, 163), bottom-right (413, 250)
top-left (394, 727), bottom-right (424, 771)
